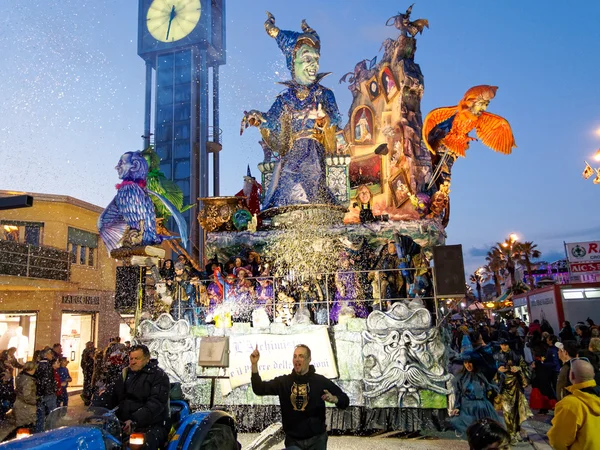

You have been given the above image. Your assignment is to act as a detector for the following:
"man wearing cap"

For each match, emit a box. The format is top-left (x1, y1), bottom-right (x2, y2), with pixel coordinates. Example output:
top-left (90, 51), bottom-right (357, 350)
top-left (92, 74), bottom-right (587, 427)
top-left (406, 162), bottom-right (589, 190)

top-left (548, 359), bottom-right (600, 450)
top-left (250, 344), bottom-right (349, 449)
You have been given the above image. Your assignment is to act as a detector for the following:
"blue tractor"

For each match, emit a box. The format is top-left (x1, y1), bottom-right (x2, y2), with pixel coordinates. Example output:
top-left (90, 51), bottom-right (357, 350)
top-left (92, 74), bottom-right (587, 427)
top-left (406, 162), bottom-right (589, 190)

top-left (0, 400), bottom-right (241, 450)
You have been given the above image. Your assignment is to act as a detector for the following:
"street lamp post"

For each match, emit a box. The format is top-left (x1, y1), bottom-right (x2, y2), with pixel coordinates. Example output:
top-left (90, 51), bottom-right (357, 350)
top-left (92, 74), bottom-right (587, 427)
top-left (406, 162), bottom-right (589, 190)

top-left (501, 233), bottom-right (519, 287)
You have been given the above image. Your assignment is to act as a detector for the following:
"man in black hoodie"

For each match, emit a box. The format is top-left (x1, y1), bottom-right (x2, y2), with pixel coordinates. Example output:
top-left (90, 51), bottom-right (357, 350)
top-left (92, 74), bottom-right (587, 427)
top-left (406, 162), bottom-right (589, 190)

top-left (95, 344), bottom-right (170, 450)
top-left (250, 344), bottom-right (349, 450)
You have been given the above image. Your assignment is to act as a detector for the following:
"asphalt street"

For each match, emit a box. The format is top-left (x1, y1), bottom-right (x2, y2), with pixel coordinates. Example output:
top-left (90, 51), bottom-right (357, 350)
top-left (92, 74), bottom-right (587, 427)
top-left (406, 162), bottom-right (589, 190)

top-left (65, 387), bottom-right (539, 449)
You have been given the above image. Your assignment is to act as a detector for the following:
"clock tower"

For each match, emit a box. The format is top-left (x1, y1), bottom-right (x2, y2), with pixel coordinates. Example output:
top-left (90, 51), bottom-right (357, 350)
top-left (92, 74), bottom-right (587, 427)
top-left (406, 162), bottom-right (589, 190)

top-left (137, 0), bottom-right (226, 263)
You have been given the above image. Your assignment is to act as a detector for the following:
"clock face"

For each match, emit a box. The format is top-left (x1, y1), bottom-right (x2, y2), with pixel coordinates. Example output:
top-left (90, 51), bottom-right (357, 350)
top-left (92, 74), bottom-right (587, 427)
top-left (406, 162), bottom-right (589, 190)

top-left (147, 0), bottom-right (201, 43)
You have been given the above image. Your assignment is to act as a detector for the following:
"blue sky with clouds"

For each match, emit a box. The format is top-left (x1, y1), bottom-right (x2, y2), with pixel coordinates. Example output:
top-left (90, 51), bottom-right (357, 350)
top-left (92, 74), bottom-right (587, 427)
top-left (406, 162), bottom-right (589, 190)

top-left (1, 0), bottom-right (599, 274)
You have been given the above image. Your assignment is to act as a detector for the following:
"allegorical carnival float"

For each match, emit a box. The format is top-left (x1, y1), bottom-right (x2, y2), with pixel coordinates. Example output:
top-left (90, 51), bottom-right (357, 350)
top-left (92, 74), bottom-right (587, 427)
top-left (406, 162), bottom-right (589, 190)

top-left (98, 5), bottom-right (516, 433)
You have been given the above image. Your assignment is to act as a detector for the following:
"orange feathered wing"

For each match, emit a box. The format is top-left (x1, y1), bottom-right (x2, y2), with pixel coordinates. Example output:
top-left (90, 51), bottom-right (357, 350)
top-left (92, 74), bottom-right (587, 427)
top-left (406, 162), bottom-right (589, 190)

top-left (475, 111), bottom-right (517, 154)
top-left (422, 106), bottom-right (458, 154)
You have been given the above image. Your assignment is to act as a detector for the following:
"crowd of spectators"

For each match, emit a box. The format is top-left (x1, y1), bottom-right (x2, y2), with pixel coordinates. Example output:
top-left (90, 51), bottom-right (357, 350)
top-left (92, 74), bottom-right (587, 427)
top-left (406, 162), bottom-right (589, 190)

top-left (0, 336), bottom-right (132, 442)
top-left (446, 314), bottom-right (600, 447)
top-left (154, 252), bottom-right (433, 327)
top-left (0, 343), bottom-right (70, 440)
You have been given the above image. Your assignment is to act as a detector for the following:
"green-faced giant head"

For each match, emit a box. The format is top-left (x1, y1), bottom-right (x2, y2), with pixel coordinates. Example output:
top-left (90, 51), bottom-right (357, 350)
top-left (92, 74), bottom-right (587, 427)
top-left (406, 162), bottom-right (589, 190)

top-left (264, 12), bottom-right (321, 83)
top-left (293, 44), bottom-right (320, 86)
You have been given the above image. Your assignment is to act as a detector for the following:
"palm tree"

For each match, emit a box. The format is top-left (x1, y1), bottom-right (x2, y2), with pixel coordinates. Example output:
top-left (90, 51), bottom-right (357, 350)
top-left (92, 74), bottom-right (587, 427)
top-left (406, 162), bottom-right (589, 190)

top-left (485, 249), bottom-right (504, 297)
top-left (515, 241), bottom-right (542, 288)
top-left (494, 239), bottom-right (520, 287)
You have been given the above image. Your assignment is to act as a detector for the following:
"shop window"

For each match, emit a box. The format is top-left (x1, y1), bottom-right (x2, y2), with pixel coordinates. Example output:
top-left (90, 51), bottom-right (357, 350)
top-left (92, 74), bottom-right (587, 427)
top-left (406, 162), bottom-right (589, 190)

top-left (1, 221), bottom-right (43, 247)
top-left (69, 243), bottom-right (78, 264)
top-left (79, 246), bottom-right (86, 265)
top-left (61, 312), bottom-right (96, 385)
top-left (0, 313), bottom-right (37, 363)
top-left (67, 227), bottom-right (98, 268)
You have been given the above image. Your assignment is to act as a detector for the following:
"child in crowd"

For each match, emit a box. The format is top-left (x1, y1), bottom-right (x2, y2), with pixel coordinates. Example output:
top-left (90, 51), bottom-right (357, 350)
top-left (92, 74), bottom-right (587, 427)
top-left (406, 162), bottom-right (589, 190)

top-left (466, 418), bottom-right (510, 450)
top-left (52, 359), bottom-right (62, 407)
top-left (56, 357), bottom-right (72, 407)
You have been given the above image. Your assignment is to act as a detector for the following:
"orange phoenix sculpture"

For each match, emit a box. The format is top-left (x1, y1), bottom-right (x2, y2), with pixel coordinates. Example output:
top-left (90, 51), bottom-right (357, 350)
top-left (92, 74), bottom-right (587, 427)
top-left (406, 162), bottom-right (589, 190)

top-left (423, 85), bottom-right (516, 190)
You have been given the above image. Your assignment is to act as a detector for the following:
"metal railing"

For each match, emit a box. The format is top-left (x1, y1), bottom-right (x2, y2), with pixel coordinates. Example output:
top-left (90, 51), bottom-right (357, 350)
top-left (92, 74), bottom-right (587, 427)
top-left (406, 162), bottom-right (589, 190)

top-left (0, 239), bottom-right (70, 281)
top-left (153, 266), bottom-right (438, 327)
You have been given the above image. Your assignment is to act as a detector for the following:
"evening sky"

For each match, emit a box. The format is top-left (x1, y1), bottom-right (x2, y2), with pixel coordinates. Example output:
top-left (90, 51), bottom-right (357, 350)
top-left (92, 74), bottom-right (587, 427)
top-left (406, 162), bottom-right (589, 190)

top-left (1, 0), bottom-right (599, 275)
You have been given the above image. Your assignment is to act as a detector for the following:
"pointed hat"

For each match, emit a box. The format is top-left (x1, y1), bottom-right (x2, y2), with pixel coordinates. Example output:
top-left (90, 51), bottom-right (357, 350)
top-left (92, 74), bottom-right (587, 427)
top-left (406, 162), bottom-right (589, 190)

top-left (264, 11), bottom-right (320, 73)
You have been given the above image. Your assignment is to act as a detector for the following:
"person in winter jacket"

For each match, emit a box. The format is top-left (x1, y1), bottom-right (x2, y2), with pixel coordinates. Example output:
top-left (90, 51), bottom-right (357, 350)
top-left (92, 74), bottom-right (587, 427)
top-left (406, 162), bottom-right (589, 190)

top-left (556, 341), bottom-right (578, 401)
top-left (548, 359), bottom-right (600, 450)
top-left (250, 344), bottom-right (349, 450)
top-left (448, 356), bottom-right (503, 434)
top-left (52, 358), bottom-right (62, 399)
top-left (80, 341), bottom-right (95, 406)
top-left (0, 362), bottom-right (15, 420)
top-left (56, 357), bottom-right (72, 407)
top-left (0, 361), bottom-right (37, 442)
top-left (559, 321), bottom-right (576, 342)
top-left (534, 335), bottom-right (561, 402)
top-left (94, 344), bottom-right (170, 450)
top-left (34, 349), bottom-right (57, 432)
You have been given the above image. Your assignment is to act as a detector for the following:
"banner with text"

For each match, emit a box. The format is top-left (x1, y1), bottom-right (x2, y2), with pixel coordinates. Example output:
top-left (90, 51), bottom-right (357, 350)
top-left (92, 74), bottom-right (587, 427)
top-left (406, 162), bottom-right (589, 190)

top-left (566, 241), bottom-right (600, 264)
top-left (566, 241), bottom-right (600, 275)
top-left (220, 327), bottom-right (338, 394)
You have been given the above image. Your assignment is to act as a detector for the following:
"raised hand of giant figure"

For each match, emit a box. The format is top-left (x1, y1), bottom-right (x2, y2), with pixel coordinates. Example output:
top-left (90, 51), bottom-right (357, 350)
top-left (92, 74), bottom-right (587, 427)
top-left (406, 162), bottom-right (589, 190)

top-left (240, 110), bottom-right (266, 135)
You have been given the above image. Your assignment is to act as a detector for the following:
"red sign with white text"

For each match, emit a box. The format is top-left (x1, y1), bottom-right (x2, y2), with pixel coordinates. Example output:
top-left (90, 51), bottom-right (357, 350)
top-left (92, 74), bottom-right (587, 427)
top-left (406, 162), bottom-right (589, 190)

top-left (570, 262), bottom-right (600, 273)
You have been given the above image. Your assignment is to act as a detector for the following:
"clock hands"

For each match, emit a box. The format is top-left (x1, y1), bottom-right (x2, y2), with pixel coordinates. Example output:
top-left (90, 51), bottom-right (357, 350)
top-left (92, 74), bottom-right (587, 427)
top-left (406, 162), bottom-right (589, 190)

top-left (165, 5), bottom-right (176, 41)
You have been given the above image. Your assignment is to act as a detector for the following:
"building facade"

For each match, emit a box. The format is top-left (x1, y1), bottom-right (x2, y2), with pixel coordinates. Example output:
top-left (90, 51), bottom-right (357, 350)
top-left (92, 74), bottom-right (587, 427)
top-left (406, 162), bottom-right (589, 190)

top-left (0, 191), bottom-right (121, 384)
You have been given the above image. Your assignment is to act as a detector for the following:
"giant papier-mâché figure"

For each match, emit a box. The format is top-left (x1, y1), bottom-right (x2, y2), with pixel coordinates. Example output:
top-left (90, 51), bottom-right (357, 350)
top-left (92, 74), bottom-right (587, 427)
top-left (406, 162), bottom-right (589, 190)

top-left (423, 85), bottom-right (516, 190)
top-left (240, 12), bottom-right (341, 211)
top-left (98, 151), bottom-right (188, 253)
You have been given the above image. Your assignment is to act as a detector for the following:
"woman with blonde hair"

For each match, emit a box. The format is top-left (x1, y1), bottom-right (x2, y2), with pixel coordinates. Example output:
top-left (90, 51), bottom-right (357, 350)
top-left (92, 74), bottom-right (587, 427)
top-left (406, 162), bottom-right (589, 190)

top-left (354, 184), bottom-right (375, 223)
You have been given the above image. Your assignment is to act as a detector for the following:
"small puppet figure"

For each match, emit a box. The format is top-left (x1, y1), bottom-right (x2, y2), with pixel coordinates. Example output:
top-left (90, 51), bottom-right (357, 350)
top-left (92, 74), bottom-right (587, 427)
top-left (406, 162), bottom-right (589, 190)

top-left (256, 263), bottom-right (274, 318)
top-left (369, 271), bottom-right (391, 311)
top-left (427, 180), bottom-right (450, 226)
top-left (169, 262), bottom-right (197, 325)
top-left (235, 267), bottom-right (255, 322)
top-left (386, 4), bottom-right (429, 38)
top-left (235, 165), bottom-right (262, 217)
top-left (274, 292), bottom-right (295, 326)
